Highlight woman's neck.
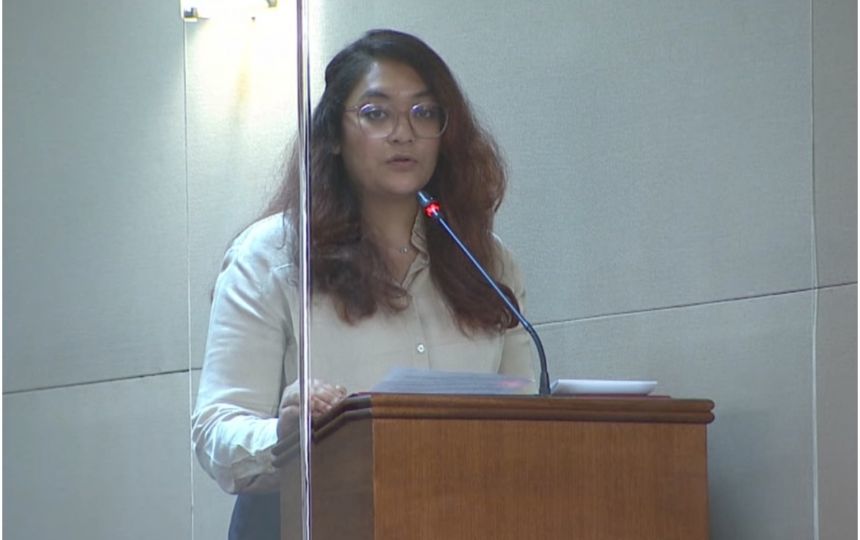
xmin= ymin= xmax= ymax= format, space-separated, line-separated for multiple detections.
xmin=361 ymin=195 xmax=419 ymax=249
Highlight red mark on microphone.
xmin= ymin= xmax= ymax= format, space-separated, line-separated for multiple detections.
xmin=423 ymin=201 xmax=441 ymax=218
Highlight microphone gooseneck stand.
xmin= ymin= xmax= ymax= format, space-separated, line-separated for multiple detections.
xmin=417 ymin=190 xmax=552 ymax=396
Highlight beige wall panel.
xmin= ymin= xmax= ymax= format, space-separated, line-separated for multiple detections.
xmin=184 ymin=11 xmax=299 ymax=370
xmin=311 ymin=0 xmax=813 ymax=324
xmin=813 ymin=0 xmax=857 ymax=286
xmin=4 ymin=0 xmax=188 ymax=391
xmin=815 ymin=284 xmax=857 ymax=540
xmin=3 ymin=373 xmax=191 ymax=539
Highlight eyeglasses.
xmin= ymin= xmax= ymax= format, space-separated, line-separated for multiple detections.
xmin=344 ymin=102 xmax=448 ymax=139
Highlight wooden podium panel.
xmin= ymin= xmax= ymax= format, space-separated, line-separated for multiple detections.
xmin=278 ymin=394 xmax=714 ymax=540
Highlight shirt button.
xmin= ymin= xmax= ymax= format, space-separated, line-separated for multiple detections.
xmin=416 ymin=343 xmax=426 ymax=354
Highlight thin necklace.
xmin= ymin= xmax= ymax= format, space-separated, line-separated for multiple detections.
xmin=366 ymin=230 xmax=413 ymax=254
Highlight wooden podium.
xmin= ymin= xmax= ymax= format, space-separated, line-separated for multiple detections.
xmin=276 ymin=394 xmax=714 ymax=540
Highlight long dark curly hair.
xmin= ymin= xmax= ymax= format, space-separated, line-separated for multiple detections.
xmin=266 ymin=29 xmax=518 ymax=333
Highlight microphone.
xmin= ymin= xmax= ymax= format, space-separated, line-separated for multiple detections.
xmin=416 ymin=190 xmax=551 ymax=395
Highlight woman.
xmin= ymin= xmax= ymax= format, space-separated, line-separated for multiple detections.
xmin=192 ymin=29 xmax=535 ymax=539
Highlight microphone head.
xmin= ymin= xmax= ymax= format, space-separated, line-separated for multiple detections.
xmin=416 ymin=190 xmax=434 ymax=208
xmin=416 ymin=190 xmax=441 ymax=219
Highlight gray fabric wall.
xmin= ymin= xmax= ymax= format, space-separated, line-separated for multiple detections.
xmin=4 ymin=1 xmax=855 ymax=538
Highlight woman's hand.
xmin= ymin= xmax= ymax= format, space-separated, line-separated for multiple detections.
xmin=277 ymin=379 xmax=348 ymax=438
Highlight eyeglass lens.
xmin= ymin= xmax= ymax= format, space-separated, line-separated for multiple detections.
xmin=356 ymin=103 xmax=447 ymax=138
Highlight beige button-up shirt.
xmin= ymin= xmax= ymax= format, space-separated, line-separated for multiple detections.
xmin=192 ymin=213 xmax=536 ymax=494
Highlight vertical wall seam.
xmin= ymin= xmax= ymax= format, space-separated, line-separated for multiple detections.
xmin=182 ymin=16 xmax=196 ymax=540
xmin=809 ymin=0 xmax=820 ymax=538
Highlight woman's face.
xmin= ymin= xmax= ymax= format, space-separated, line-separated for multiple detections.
xmin=339 ymin=60 xmax=441 ymax=203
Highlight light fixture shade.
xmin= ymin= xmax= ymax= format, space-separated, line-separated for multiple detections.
xmin=183 ymin=0 xmax=277 ymax=20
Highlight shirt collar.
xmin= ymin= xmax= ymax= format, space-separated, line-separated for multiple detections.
xmin=399 ymin=209 xmax=430 ymax=288
xmin=410 ymin=208 xmax=429 ymax=256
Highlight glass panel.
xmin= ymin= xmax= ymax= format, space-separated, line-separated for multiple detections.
xmin=187 ymin=2 xmax=825 ymax=538
xmin=4 ymin=0 xmax=831 ymax=537
xmin=307 ymin=3 xmax=825 ymax=539
xmin=302 ymin=7 xmax=554 ymax=538
xmin=184 ymin=6 xmax=308 ymax=539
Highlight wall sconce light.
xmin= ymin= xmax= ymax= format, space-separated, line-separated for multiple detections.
xmin=182 ymin=0 xmax=278 ymax=20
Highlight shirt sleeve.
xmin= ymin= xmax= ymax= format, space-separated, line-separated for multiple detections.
xmin=494 ymin=239 xmax=539 ymax=393
xmin=191 ymin=221 xmax=296 ymax=494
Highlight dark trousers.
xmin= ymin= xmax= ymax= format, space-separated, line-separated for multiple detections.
xmin=228 ymin=492 xmax=280 ymax=540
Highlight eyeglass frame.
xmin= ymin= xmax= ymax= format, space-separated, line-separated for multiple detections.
xmin=342 ymin=102 xmax=449 ymax=139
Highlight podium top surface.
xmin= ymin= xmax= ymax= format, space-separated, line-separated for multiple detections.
xmin=321 ymin=394 xmax=713 ymax=433
xmin=275 ymin=394 xmax=714 ymax=455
